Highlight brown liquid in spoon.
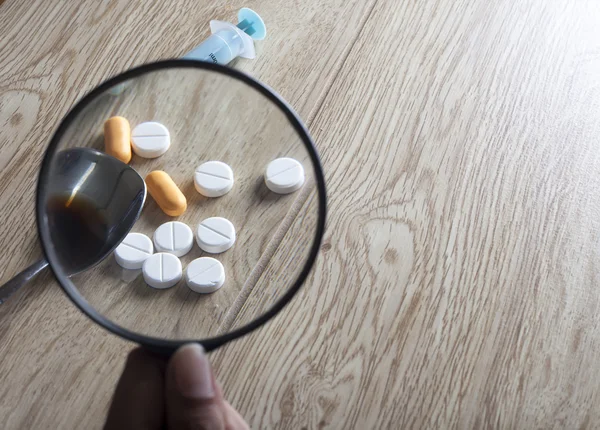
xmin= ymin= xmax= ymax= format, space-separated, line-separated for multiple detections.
xmin=46 ymin=194 xmax=110 ymax=274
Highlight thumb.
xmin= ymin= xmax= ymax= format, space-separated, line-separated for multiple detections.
xmin=166 ymin=343 xmax=225 ymax=430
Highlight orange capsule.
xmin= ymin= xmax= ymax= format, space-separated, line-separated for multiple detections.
xmin=104 ymin=116 xmax=132 ymax=164
xmin=145 ymin=171 xmax=187 ymax=216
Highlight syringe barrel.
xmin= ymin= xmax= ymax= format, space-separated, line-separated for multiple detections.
xmin=184 ymin=30 xmax=244 ymax=65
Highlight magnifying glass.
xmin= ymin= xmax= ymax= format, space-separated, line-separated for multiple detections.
xmin=35 ymin=60 xmax=327 ymax=354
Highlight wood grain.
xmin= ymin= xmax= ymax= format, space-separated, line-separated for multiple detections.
xmin=2 ymin=0 xmax=600 ymax=428
xmin=213 ymin=0 xmax=600 ymax=428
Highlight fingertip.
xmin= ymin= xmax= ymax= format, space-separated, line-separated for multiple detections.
xmin=174 ymin=342 xmax=206 ymax=357
xmin=169 ymin=343 xmax=215 ymax=400
xmin=166 ymin=344 xmax=227 ymax=429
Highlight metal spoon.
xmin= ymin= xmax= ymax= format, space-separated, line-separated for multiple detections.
xmin=0 ymin=148 xmax=146 ymax=304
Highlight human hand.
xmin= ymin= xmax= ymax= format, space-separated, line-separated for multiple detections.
xmin=104 ymin=343 xmax=248 ymax=430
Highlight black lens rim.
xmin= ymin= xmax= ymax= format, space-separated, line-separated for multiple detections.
xmin=36 ymin=59 xmax=327 ymax=354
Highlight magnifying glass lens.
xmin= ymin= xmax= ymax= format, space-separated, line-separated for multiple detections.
xmin=39 ymin=64 xmax=324 ymax=345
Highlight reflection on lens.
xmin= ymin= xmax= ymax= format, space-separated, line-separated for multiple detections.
xmin=40 ymin=64 xmax=323 ymax=343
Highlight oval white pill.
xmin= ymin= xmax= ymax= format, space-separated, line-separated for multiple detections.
xmin=196 ymin=217 xmax=236 ymax=253
xmin=142 ymin=253 xmax=182 ymax=289
xmin=194 ymin=161 xmax=234 ymax=197
xmin=265 ymin=157 xmax=305 ymax=194
xmin=185 ymin=257 xmax=225 ymax=293
xmin=131 ymin=121 xmax=170 ymax=158
xmin=114 ymin=233 xmax=153 ymax=270
xmin=153 ymin=221 xmax=194 ymax=257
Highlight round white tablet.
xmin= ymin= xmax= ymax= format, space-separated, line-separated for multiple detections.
xmin=153 ymin=221 xmax=194 ymax=257
xmin=142 ymin=253 xmax=182 ymax=289
xmin=131 ymin=121 xmax=170 ymax=158
xmin=194 ymin=161 xmax=234 ymax=197
xmin=185 ymin=257 xmax=225 ymax=293
xmin=114 ymin=233 xmax=153 ymax=270
xmin=264 ymin=157 xmax=305 ymax=194
xmin=196 ymin=217 xmax=236 ymax=253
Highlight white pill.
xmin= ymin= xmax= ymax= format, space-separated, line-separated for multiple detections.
xmin=185 ymin=257 xmax=225 ymax=293
xmin=131 ymin=121 xmax=170 ymax=158
xmin=153 ymin=221 xmax=194 ymax=257
xmin=265 ymin=157 xmax=305 ymax=194
xmin=142 ymin=253 xmax=182 ymax=289
xmin=194 ymin=161 xmax=234 ymax=197
xmin=196 ymin=217 xmax=236 ymax=253
xmin=114 ymin=233 xmax=153 ymax=270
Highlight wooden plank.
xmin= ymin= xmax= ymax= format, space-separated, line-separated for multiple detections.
xmin=0 ymin=0 xmax=376 ymax=427
xmin=212 ymin=0 xmax=600 ymax=428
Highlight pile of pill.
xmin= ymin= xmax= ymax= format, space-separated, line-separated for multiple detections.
xmin=105 ymin=116 xmax=305 ymax=293
xmin=115 ymin=218 xmax=234 ymax=291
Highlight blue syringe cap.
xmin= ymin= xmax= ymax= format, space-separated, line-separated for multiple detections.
xmin=237 ymin=8 xmax=267 ymax=41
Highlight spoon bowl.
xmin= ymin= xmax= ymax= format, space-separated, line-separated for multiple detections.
xmin=44 ymin=148 xmax=146 ymax=275
xmin=0 ymin=148 xmax=146 ymax=303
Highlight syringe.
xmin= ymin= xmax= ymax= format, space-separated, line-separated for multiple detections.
xmin=108 ymin=8 xmax=265 ymax=96
xmin=184 ymin=8 xmax=266 ymax=65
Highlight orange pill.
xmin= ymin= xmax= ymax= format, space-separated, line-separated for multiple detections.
xmin=146 ymin=171 xmax=187 ymax=216
xmin=104 ymin=116 xmax=132 ymax=164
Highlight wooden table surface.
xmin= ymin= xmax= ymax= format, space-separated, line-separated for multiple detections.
xmin=2 ymin=0 xmax=600 ymax=428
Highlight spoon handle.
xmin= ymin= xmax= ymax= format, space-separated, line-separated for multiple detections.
xmin=0 ymin=259 xmax=49 ymax=304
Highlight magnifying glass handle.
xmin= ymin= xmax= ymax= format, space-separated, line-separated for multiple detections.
xmin=0 ymin=259 xmax=48 ymax=304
